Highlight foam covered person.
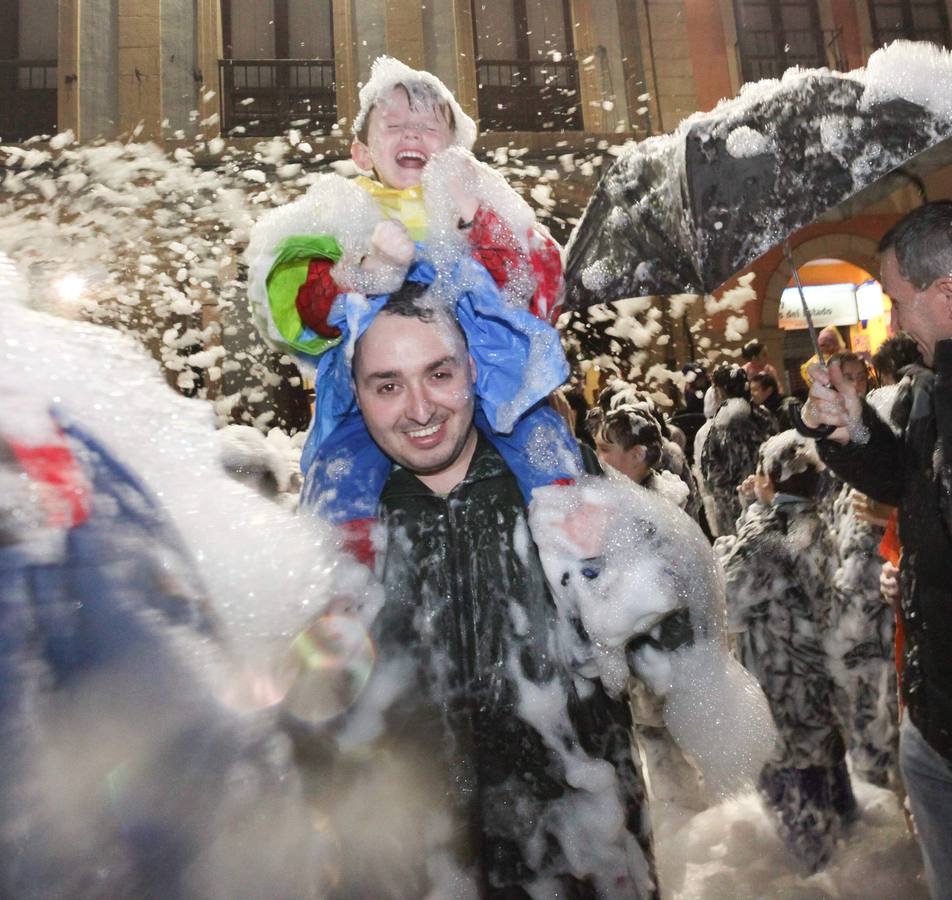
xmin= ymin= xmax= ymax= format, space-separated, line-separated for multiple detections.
xmin=715 ymin=433 xmax=856 ymax=873
xmin=693 ymin=363 xmax=777 ymax=536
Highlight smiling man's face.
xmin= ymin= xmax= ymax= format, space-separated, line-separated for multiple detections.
xmin=882 ymin=247 xmax=952 ymax=367
xmin=351 ymin=87 xmax=454 ymax=191
xmin=353 ymin=309 xmax=478 ymax=493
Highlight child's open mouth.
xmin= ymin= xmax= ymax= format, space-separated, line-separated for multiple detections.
xmin=396 ymin=150 xmax=428 ymax=169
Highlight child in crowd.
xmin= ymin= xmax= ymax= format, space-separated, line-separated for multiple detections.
xmin=246 ymin=56 xmax=563 ymax=361
xmin=715 ymin=432 xmax=856 ymax=873
xmin=694 ymin=363 xmax=776 ymax=536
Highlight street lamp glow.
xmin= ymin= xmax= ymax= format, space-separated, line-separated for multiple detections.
xmin=54 ymin=273 xmax=87 ymax=305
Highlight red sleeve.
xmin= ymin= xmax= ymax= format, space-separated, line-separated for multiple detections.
xmin=527 ymin=227 xmax=564 ymax=324
xmin=9 ymin=438 xmax=90 ymax=528
xmin=466 ymin=207 xmax=564 ymax=325
xmin=467 ymin=207 xmax=524 ymax=290
xmin=295 ymin=258 xmax=342 ymax=338
xmin=340 ymin=517 xmax=376 ymax=568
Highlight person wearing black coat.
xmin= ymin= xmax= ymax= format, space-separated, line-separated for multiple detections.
xmin=798 ymin=201 xmax=952 ymax=899
xmin=314 ymin=284 xmax=672 ymax=898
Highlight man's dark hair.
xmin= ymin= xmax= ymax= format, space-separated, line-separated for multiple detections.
xmin=711 ymin=362 xmax=748 ymax=399
xmin=352 ymin=279 xmax=466 ymax=371
xmin=379 ymin=279 xmax=433 ymax=318
xmin=742 ymin=339 xmax=764 ymax=361
xmin=878 ymin=200 xmax=952 ymax=291
xmin=593 ymin=406 xmax=663 ymax=469
xmin=749 ymin=371 xmax=778 ymax=397
xmin=378 ymin=280 xmax=466 ymax=339
xmin=872 ymin=333 xmax=923 ymax=384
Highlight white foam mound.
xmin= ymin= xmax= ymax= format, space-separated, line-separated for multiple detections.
xmin=0 ymin=257 xmax=377 ymax=664
xmin=529 ymin=475 xmax=777 ymax=794
xmin=662 ymin=639 xmax=777 ymax=797
xmin=861 ymin=39 xmax=952 ymax=119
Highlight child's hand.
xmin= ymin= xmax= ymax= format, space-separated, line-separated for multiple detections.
xmin=440 ymin=154 xmax=480 ymax=224
xmin=362 ymin=220 xmax=414 ymax=271
xmin=738 ymin=474 xmax=757 ymax=501
xmin=752 ymin=472 xmax=774 ymax=505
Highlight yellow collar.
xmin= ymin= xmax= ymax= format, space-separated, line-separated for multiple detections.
xmin=355 ymin=176 xmax=427 ymax=241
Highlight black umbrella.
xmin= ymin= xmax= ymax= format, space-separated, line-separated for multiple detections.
xmin=564 ymin=55 xmax=952 ymax=308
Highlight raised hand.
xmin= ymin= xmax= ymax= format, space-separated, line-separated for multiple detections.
xmin=362 ymin=219 xmax=415 ymax=272
xmin=801 ymin=360 xmax=863 ymax=444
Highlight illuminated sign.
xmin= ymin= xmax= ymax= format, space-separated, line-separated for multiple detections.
xmin=778 ymin=282 xmax=859 ymax=330
xmin=856 ymin=279 xmax=885 ymax=320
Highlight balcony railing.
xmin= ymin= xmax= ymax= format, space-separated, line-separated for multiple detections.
xmin=736 ymin=28 xmax=846 ymax=83
xmin=0 ymin=59 xmax=58 ymax=142
xmin=219 ymin=58 xmax=336 ymax=137
xmin=476 ymin=57 xmax=583 ymax=132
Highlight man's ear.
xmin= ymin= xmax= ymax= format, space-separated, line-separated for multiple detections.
xmin=935 ymin=276 xmax=952 ymax=320
xmin=351 ymin=139 xmax=373 ymax=172
xmin=630 ymin=444 xmax=647 ymax=465
xmin=468 ymin=353 xmax=478 ymax=386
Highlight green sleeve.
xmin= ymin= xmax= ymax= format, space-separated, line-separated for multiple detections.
xmin=266 ymin=234 xmax=344 ymax=356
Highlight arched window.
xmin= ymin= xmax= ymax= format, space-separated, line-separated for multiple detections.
xmin=471 ymin=0 xmax=582 ymax=131
xmin=219 ymin=0 xmax=336 ymax=136
xmin=868 ymin=0 xmax=950 ymax=48
xmin=0 ymin=0 xmax=58 ymax=141
xmin=733 ymin=0 xmax=826 ymax=83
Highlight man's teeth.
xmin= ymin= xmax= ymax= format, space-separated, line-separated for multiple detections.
xmin=408 ymin=424 xmax=440 ymax=438
xmin=397 ymin=151 xmax=427 ymax=162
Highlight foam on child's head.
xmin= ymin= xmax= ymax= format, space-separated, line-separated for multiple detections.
xmin=353 ymin=56 xmax=478 ymax=150
xmin=759 ymin=430 xmax=823 ymax=485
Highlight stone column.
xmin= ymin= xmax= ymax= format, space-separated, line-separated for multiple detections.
xmin=385 ymin=0 xmax=426 ymax=68
xmin=196 ymin=0 xmax=223 ymax=137
xmin=682 ymin=0 xmax=732 ymax=112
xmin=58 ymin=0 xmax=81 ymax=136
xmin=334 ymin=0 xmax=359 ymax=129
xmin=118 ymin=0 xmax=162 ymax=140
xmin=568 ymin=0 xmax=607 ymax=133
xmin=450 ymin=0 xmax=479 ymax=124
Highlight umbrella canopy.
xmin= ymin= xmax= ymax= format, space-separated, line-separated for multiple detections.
xmin=564 ymin=41 xmax=952 ymax=308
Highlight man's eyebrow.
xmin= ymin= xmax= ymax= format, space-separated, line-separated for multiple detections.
xmin=424 ymin=355 xmax=460 ymax=373
xmin=364 ymin=368 xmax=401 ymax=381
xmin=363 ymin=356 xmax=460 ymax=382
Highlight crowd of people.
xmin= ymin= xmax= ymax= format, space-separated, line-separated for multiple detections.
xmin=573 ymin=333 xmax=921 ymax=877
xmin=4 ymin=51 xmax=952 ymax=900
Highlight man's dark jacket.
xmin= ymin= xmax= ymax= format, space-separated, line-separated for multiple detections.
xmin=816 ymin=340 xmax=952 ymax=763
xmin=341 ymin=435 xmax=656 ymax=898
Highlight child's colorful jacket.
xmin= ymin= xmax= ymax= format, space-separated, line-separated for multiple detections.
xmin=244 ymin=152 xmax=577 ymax=564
